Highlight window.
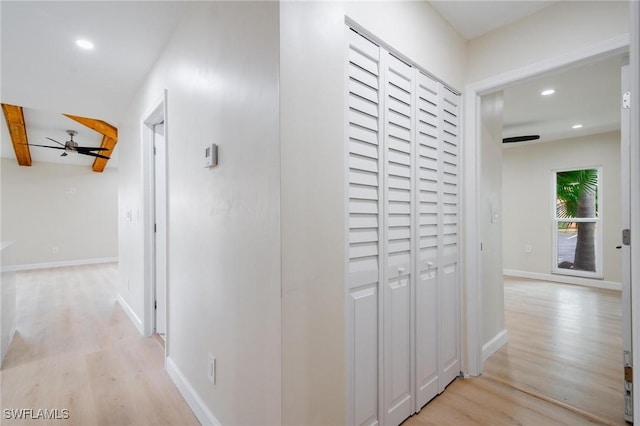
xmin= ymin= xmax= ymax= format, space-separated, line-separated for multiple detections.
xmin=553 ymin=168 xmax=602 ymax=278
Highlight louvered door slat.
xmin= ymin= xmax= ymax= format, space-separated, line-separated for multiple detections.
xmin=414 ymin=71 xmax=440 ymax=408
xmin=438 ymin=86 xmax=460 ymax=390
xmin=383 ymin=51 xmax=414 ymax=426
xmin=347 ymin=29 xmax=381 ymax=426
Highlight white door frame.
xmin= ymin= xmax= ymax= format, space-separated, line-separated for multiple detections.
xmin=462 ymin=34 xmax=630 ymax=378
xmin=629 ymin=1 xmax=640 ymax=419
xmin=141 ymin=90 xmax=168 ymax=347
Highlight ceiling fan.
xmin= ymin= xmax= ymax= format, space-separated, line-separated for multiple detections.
xmin=503 ymin=135 xmax=540 ymax=144
xmin=25 ymin=130 xmax=110 ymax=159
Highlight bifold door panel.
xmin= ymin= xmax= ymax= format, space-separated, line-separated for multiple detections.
xmin=347 ymin=26 xmax=382 ymax=426
xmin=346 ymin=27 xmax=460 ymax=426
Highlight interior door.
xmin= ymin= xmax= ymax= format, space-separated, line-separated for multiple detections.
xmin=621 ymin=63 xmax=632 ymax=422
xmin=154 ymin=122 xmax=167 ymax=338
xmin=345 ymin=26 xmax=461 ymax=426
xmin=382 ymin=51 xmax=414 ymax=426
xmin=346 ymin=28 xmax=382 ymax=426
xmin=414 ymin=71 xmax=441 ymax=408
xmin=437 ymin=86 xmax=461 ymax=390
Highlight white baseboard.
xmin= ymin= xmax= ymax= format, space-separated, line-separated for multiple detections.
xmin=167 ymin=357 xmax=221 ymax=426
xmin=117 ymin=294 xmax=144 ymax=336
xmin=482 ymin=329 xmax=508 ymax=362
xmin=504 ymin=269 xmax=621 ymax=291
xmin=13 ymin=257 xmax=118 ymax=271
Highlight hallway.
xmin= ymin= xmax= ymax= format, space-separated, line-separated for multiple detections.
xmin=0 ymin=263 xmax=198 ymax=425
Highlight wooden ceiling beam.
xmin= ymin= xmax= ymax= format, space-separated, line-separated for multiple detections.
xmin=63 ymin=113 xmax=118 ymax=173
xmin=63 ymin=114 xmax=117 ymax=140
xmin=1 ymin=103 xmax=32 ymax=166
xmin=92 ymin=135 xmax=117 ymax=173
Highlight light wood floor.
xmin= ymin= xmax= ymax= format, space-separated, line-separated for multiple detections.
xmin=0 ymin=263 xmax=199 ymax=426
xmin=406 ymin=277 xmax=626 ymax=426
xmin=4 ymin=267 xmax=626 ymax=425
xmin=484 ymin=277 xmax=626 ymax=425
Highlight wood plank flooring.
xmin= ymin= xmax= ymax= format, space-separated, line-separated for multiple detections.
xmin=406 ymin=277 xmax=626 ymax=426
xmin=0 ymin=264 xmax=199 ymax=426
xmin=483 ymin=277 xmax=626 ymax=425
xmin=3 ymin=266 xmax=626 ymax=425
xmin=404 ymin=376 xmax=604 ymax=426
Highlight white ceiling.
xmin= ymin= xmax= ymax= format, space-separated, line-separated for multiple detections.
xmin=428 ymin=0 xmax=624 ymax=147
xmin=0 ymin=1 xmax=626 ymax=168
xmin=502 ymin=54 xmax=624 ymax=146
xmin=1 ymin=1 xmax=187 ymax=122
xmin=1 ymin=1 xmax=187 ymax=169
xmin=429 ymin=1 xmax=557 ymax=39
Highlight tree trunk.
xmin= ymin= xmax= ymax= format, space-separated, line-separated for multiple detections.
xmin=573 ymin=189 xmax=596 ymax=271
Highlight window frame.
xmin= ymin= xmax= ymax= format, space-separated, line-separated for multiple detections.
xmin=551 ymin=166 xmax=603 ymax=279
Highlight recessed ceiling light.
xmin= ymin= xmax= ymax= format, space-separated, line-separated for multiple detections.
xmin=541 ymin=89 xmax=555 ymax=96
xmin=76 ymin=39 xmax=94 ymax=50
xmin=572 ymin=124 xmax=583 ymax=129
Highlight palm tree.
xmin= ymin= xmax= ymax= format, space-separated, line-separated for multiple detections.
xmin=556 ymin=169 xmax=598 ymax=272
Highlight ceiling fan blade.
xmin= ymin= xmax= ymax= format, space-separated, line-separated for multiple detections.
xmin=502 ymin=135 xmax=540 ymax=143
xmin=75 ymin=146 xmax=110 ymax=152
xmin=78 ymin=151 xmax=111 ymax=160
xmin=45 ymin=137 xmax=67 ymax=147
xmin=21 ymin=143 xmax=66 ymax=150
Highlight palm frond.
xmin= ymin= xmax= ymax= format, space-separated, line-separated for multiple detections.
xmin=556 ymin=169 xmax=598 ymax=218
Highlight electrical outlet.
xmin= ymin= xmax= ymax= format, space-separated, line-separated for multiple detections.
xmin=524 ymin=244 xmax=532 ymax=253
xmin=52 ymin=246 xmax=59 ymax=254
xmin=207 ymin=353 xmax=216 ymax=384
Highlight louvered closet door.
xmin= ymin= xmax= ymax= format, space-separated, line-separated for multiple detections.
xmin=345 ymin=26 xmax=461 ymax=426
xmin=346 ymin=29 xmax=382 ymax=426
xmin=414 ymin=72 xmax=441 ymax=408
xmin=382 ymin=52 xmax=414 ymax=426
xmin=438 ymin=87 xmax=461 ymax=387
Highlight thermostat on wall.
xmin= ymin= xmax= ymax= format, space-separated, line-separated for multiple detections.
xmin=205 ymin=143 xmax=218 ymax=168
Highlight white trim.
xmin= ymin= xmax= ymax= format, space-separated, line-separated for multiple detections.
xmin=504 ymin=269 xmax=621 ymax=291
xmin=343 ymin=25 xmax=353 ymax=426
xmin=482 ymin=329 xmax=507 ymax=362
xmin=12 ymin=257 xmax=118 ymax=271
xmin=462 ymin=82 xmax=483 ymax=377
xmin=464 ymin=34 xmax=630 ymax=378
xmin=166 ymin=357 xmax=221 ymax=426
xmin=629 ymin=2 xmax=640 ymax=420
xmin=117 ymin=294 xmax=144 ymax=335
xmin=471 ymin=34 xmax=629 ymax=95
xmin=141 ymin=91 xmax=168 ymax=338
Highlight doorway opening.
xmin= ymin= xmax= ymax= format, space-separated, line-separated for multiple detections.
xmin=479 ymin=52 xmax=627 ymax=424
xmin=142 ymin=92 xmax=168 ymax=349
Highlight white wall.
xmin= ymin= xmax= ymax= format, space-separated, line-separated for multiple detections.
xmin=480 ymin=92 xmax=505 ymax=348
xmin=0 ymin=158 xmax=118 ymax=266
xmin=502 ymin=132 xmax=622 ymax=284
xmin=467 ymin=1 xmax=629 ymax=83
xmin=280 ymin=2 xmax=466 ymax=424
xmin=1 ymin=242 xmax=16 ymax=366
xmin=117 ymin=3 xmax=281 ymax=425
